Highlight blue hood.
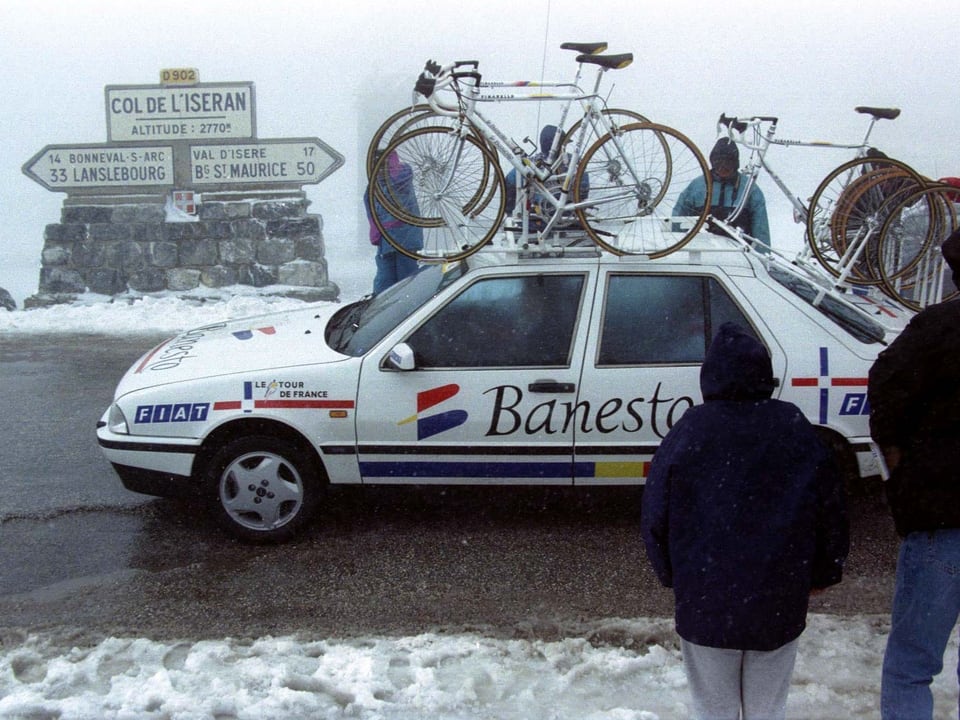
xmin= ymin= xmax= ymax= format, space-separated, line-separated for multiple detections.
xmin=700 ymin=322 xmax=776 ymax=401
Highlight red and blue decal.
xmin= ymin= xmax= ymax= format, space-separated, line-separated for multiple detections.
xmin=398 ymin=384 xmax=468 ymax=440
xmin=790 ymin=347 xmax=868 ymax=423
xmin=232 ymin=326 xmax=276 ymax=341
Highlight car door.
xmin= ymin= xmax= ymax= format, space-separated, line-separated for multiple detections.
xmin=355 ymin=269 xmax=594 ymax=485
xmin=573 ymin=268 xmax=769 ymax=485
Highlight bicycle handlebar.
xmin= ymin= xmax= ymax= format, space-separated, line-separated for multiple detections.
xmin=416 ymin=59 xmax=483 ymax=98
xmin=718 ymin=113 xmax=779 ymax=134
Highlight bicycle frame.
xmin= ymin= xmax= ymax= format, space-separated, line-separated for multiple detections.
xmin=719 ymin=109 xmax=894 ymax=227
xmin=420 ymin=56 xmax=643 ymax=244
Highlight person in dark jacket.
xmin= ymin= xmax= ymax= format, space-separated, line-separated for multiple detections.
xmin=869 ymin=229 xmax=960 ymax=719
xmin=503 ymin=124 xmax=589 ymax=228
xmin=641 ymin=322 xmax=849 ymax=720
xmin=674 ymin=137 xmax=770 ymax=250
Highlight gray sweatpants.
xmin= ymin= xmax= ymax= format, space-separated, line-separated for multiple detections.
xmin=681 ymin=638 xmax=799 ymax=720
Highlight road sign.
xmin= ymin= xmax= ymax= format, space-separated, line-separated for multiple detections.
xmin=105 ymin=82 xmax=255 ymax=141
xmin=189 ymin=138 xmax=345 ymax=187
xmin=22 ymin=144 xmax=174 ymax=192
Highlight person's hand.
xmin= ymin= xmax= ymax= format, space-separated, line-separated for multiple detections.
xmin=883 ymin=446 xmax=902 ymax=472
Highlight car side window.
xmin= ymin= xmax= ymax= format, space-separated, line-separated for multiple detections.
xmin=598 ymin=274 xmax=756 ymax=365
xmin=407 ymin=274 xmax=585 ymax=368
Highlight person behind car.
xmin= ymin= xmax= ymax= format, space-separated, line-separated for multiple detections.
xmin=641 ymin=322 xmax=848 ymax=720
xmin=504 ymin=124 xmax=589 ymax=230
xmin=364 ymin=149 xmax=424 ymax=294
xmin=674 ymin=137 xmax=770 ymax=250
xmin=868 ymin=229 xmax=960 ymax=719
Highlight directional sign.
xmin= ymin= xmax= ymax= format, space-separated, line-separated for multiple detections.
xmin=189 ymin=138 xmax=345 ymax=186
xmin=22 ymin=144 xmax=174 ymax=192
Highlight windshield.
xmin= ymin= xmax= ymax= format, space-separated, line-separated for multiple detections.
xmin=766 ymin=264 xmax=886 ymax=345
xmin=327 ymin=263 xmax=467 ymax=356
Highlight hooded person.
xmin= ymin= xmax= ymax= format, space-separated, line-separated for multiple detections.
xmin=641 ymin=322 xmax=849 ymax=720
xmin=868 ymin=228 xmax=960 ymax=716
xmin=941 ymin=226 xmax=960 ymax=288
xmin=504 ymin=124 xmax=589 ymax=225
xmin=673 ymin=137 xmax=771 ymax=249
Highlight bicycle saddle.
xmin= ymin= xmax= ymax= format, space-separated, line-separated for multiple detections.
xmin=855 ymin=106 xmax=901 ymax=121
xmin=560 ymin=41 xmax=608 ymax=55
xmin=577 ymin=53 xmax=633 ymax=70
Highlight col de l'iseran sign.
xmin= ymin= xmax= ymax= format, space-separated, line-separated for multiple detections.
xmin=23 ymin=69 xmax=344 ymax=195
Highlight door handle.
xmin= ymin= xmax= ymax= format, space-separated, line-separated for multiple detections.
xmin=528 ymin=380 xmax=576 ymax=393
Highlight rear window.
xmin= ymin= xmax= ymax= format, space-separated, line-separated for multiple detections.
xmin=766 ymin=264 xmax=885 ymax=344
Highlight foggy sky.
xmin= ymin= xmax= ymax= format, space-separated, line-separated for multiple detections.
xmin=1 ymin=0 xmax=954 ymax=304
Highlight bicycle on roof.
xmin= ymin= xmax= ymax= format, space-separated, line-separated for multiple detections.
xmin=715 ymin=109 xmax=957 ymax=310
xmin=368 ymin=46 xmax=711 ymax=261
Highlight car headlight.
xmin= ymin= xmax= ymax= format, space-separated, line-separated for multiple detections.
xmin=107 ymin=403 xmax=130 ymax=435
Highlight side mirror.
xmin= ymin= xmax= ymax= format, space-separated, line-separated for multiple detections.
xmin=385 ymin=342 xmax=416 ymax=371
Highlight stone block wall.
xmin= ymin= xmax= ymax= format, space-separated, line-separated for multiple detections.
xmin=28 ymin=193 xmax=339 ymax=307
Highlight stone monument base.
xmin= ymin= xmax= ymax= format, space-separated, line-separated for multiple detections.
xmin=27 ymin=190 xmax=339 ymax=308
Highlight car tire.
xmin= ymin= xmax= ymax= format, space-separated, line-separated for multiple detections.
xmin=815 ymin=428 xmax=865 ymax=498
xmin=204 ymin=435 xmax=323 ymax=543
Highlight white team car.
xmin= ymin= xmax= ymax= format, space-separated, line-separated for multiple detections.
xmin=97 ymin=235 xmax=908 ymax=542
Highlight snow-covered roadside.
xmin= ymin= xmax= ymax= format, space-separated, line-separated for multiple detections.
xmin=3 ymin=614 xmax=958 ymax=720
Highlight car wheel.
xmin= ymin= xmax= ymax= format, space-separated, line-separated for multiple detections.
xmin=815 ymin=428 xmax=865 ymax=498
xmin=205 ymin=435 xmax=322 ymax=543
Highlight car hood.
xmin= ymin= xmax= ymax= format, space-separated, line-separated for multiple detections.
xmin=115 ymin=302 xmax=348 ymax=395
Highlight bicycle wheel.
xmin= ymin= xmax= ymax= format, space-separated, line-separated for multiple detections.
xmin=806 ymin=157 xmax=926 ymax=280
xmin=563 ymin=109 xmax=672 ymax=210
xmin=365 ymin=104 xmax=435 ymax=179
xmin=370 ymin=126 xmax=506 ymax=261
xmin=367 ymin=105 xmax=500 ymax=179
xmin=877 ymin=184 xmax=959 ymax=310
xmin=574 ymin=122 xmax=710 ymax=257
xmin=371 ymin=126 xmax=496 ymax=224
xmin=561 ymin=108 xmax=651 ymax=154
xmin=826 ymin=166 xmax=923 ymax=284
xmin=394 ymin=112 xmax=504 ymax=227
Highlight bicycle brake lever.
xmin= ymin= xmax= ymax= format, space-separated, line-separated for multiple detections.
xmin=718 ymin=114 xmax=749 ymax=135
xmin=414 ymin=73 xmax=436 ymax=98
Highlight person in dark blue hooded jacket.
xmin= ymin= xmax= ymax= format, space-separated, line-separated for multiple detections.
xmin=504 ymin=124 xmax=589 ymax=228
xmin=641 ymin=322 xmax=848 ymax=720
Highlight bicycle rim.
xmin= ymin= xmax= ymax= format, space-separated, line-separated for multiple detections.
xmin=561 ymin=108 xmax=652 ymax=158
xmin=830 ymin=168 xmax=921 ymax=284
xmin=575 ymin=122 xmax=709 ymax=257
xmin=877 ymin=184 xmax=959 ymax=310
xmin=806 ymin=157 xmax=926 ymax=280
xmin=370 ymin=127 xmax=505 ymax=261
xmin=365 ymin=104 xmax=436 ymax=179
xmin=371 ymin=126 xmax=495 ymax=226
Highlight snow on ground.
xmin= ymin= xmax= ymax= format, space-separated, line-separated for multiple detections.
xmin=1 ymin=247 xmax=958 ymax=718
xmin=0 ymin=614 xmax=957 ymax=720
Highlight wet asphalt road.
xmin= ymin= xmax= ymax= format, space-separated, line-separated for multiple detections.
xmin=0 ymin=334 xmax=901 ymax=645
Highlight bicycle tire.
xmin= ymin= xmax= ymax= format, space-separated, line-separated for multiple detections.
xmin=574 ymin=122 xmax=710 ymax=257
xmin=370 ymin=125 xmax=497 ymax=226
xmin=827 ymin=166 xmax=923 ymax=284
xmin=564 ymin=109 xmax=672 ymax=211
xmin=370 ymin=126 xmax=506 ymax=261
xmin=805 ymin=156 xmax=926 ymax=279
xmin=392 ymin=112 xmax=504 ymax=227
xmin=367 ymin=105 xmax=501 ymax=179
xmin=365 ymin=104 xmax=436 ymax=179
xmin=561 ymin=108 xmax=651 ymax=155
xmin=876 ymin=183 xmax=959 ymax=310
